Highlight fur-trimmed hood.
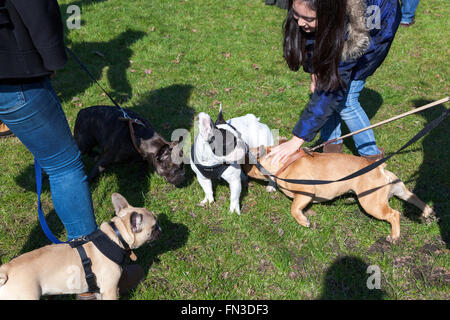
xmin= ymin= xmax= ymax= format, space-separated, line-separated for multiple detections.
xmin=342 ymin=0 xmax=371 ymax=61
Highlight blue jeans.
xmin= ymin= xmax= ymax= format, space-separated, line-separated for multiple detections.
xmin=320 ymin=80 xmax=380 ymax=156
xmin=0 ymin=77 xmax=97 ymax=240
xmin=401 ymin=0 xmax=419 ymax=24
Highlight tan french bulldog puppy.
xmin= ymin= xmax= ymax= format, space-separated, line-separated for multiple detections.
xmin=0 ymin=193 xmax=161 ymax=300
xmin=244 ymin=145 xmax=435 ymax=243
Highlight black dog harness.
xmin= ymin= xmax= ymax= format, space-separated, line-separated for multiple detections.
xmin=191 ymin=122 xmax=246 ymax=180
xmin=190 ymin=144 xmax=230 ymax=180
xmin=69 ymin=222 xmax=133 ymax=293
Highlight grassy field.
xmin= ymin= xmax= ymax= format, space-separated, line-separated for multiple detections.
xmin=0 ymin=0 xmax=449 ymax=300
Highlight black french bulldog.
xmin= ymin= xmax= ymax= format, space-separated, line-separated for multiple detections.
xmin=74 ymin=106 xmax=185 ymax=186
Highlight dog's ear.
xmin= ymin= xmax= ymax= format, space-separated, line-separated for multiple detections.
xmin=130 ymin=212 xmax=143 ymax=233
xmin=215 ymin=105 xmax=227 ymax=126
xmin=112 ymin=193 xmax=130 ymax=216
xmin=249 ymin=145 xmax=267 ymax=159
xmin=169 ymin=134 xmax=183 ymax=147
xmin=139 ymin=135 xmax=168 ymax=156
xmin=198 ymin=112 xmax=214 ymax=140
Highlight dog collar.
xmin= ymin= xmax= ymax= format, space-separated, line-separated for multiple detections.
xmin=109 ymin=221 xmax=137 ymax=261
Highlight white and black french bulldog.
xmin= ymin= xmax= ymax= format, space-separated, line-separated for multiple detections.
xmin=190 ymin=107 xmax=275 ymax=214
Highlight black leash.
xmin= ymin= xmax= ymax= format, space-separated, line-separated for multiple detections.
xmin=65 ymin=46 xmax=145 ymax=126
xmin=249 ymin=108 xmax=449 ymax=185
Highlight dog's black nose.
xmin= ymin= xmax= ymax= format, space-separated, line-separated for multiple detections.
xmin=151 ymin=223 xmax=162 ymax=241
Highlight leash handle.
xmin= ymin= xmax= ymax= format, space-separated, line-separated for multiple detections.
xmin=35 ymin=159 xmax=66 ymax=244
xmin=310 ymin=97 xmax=450 ymax=152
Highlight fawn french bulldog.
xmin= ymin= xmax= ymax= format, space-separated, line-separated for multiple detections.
xmin=0 ymin=193 xmax=161 ymax=300
xmin=244 ymin=143 xmax=435 ymax=243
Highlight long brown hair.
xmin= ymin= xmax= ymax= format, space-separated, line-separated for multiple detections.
xmin=283 ymin=0 xmax=348 ymax=92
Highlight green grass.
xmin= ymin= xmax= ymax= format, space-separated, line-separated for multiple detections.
xmin=0 ymin=0 xmax=449 ymax=300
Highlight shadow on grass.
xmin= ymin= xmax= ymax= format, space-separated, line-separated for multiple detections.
xmin=121 ymin=213 xmax=189 ymax=300
xmin=319 ymin=256 xmax=386 ymax=300
xmin=410 ymin=99 xmax=449 ymax=248
xmin=56 ymin=29 xmax=146 ymax=104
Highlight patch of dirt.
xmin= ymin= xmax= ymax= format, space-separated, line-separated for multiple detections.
xmin=368 ymin=237 xmax=393 ymax=253
xmin=418 ymin=242 xmax=446 ymax=256
xmin=393 ymin=255 xmax=415 ymax=268
xmin=345 ymin=237 xmax=359 ymax=252
xmin=208 ymin=225 xmax=225 ymax=234
xmin=411 ymin=265 xmax=450 ymax=287
xmin=257 ymin=259 xmax=275 ymax=275
xmin=268 ymin=212 xmax=282 ymax=224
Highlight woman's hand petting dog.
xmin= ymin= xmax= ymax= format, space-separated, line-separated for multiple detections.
xmin=267 ymin=135 xmax=304 ymax=166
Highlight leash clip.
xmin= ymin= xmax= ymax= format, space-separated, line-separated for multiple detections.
xmin=302 ymin=147 xmax=314 ymax=157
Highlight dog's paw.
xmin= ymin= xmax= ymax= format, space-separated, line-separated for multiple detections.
xmin=294 ymin=215 xmax=310 ymax=228
xmin=199 ymin=197 xmax=214 ymax=207
xmin=265 ymin=185 xmax=277 ymax=193
xmin=422 ymin=208 xmax=438 ymax=224
xmin=386 ymin=235 xmax=399 ymax=244
xmin=229 ymin=205 xmax=241 ymax=215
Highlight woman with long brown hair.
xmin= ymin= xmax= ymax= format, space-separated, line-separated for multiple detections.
xmin=268 ymin=0 xmax=401 ymax=164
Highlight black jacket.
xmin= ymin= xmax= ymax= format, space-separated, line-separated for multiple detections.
xmin=0 ymin=0 xmax=67 ymax=80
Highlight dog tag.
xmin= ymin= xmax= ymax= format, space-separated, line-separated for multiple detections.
xmin=130 ymin=251 xmax=137 ymax=261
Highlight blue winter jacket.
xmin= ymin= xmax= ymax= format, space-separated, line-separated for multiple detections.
xmin=292 ymin=0 xmax=401 ymax=142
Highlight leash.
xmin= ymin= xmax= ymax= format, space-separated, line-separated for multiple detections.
xmin=248 ymin=107 xmax=450 ymax=185
xmin=35 ymin=159 xmax=66 ymax=244
xmin=65 ymin=46 xmax=145 ymax=127
xmin=307 ymin=97 xmax=449 ymax=153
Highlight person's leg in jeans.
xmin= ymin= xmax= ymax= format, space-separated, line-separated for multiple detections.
xmin=321 ymin=80 xmax=380 ymax=156
xmin=401 ymin=0 xmax=420 ymax=24
xmin=320 ymin=110 xmax=344 ymax=153
xmin=0 ymin=77 xmax=97 ymax=240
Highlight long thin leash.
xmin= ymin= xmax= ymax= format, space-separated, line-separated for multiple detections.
xmin=307 ymin=97 xmax=449 ymax=152
xmin=249 ymin=102 xmax=449 ymax=186
xmin=65 ymin=46 xmax=144 ymax=125
xmin=35 ymin=46 xmax=145 ymax=243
